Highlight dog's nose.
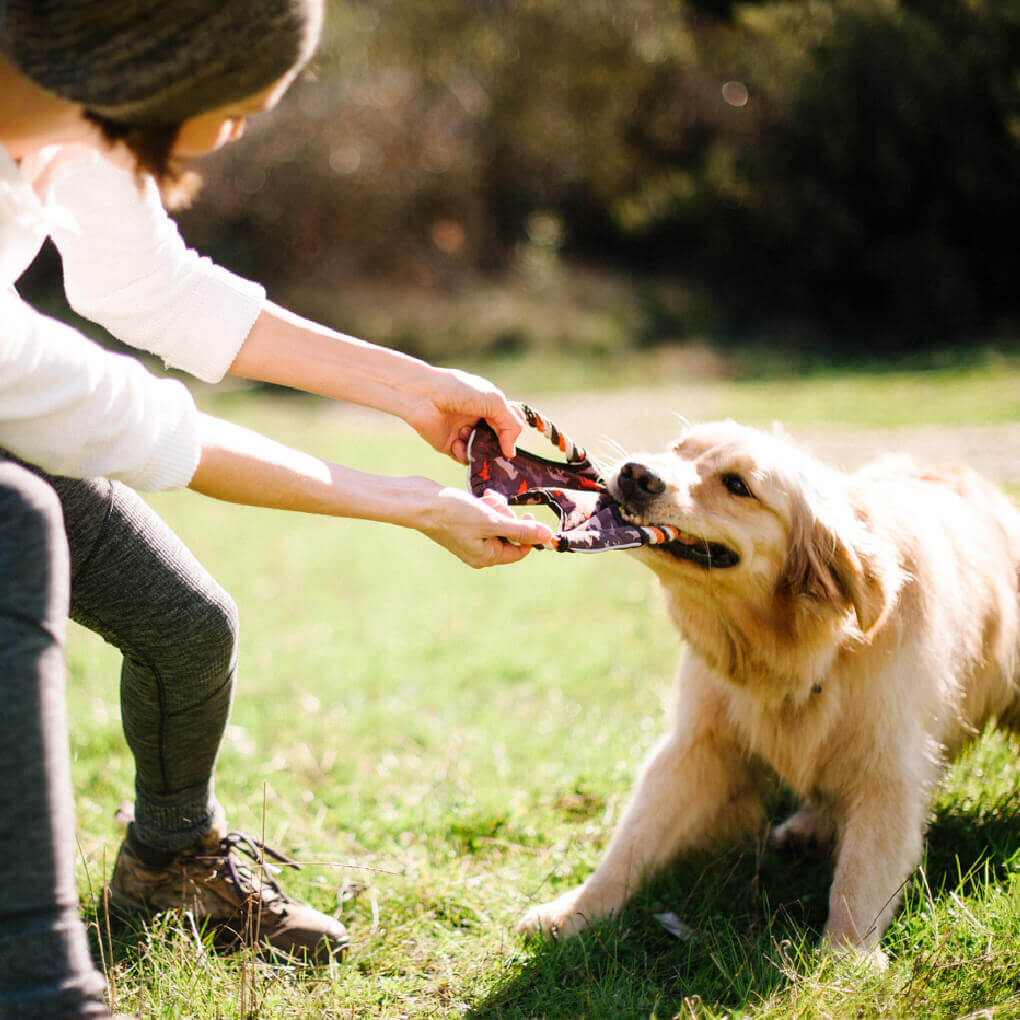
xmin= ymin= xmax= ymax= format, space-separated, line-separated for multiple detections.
xmin=617 ymin=462 xmax=667 ymax=502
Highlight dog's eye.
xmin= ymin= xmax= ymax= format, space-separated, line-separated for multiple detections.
xmin=722 ymin=473 xmax=754 ymax=498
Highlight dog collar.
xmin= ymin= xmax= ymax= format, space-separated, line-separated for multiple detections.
xmin=467 ymin=404 xmax=683 ymax=553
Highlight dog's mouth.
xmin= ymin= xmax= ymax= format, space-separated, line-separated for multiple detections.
xmin=619 ymin=505 xmax=740 ymax=568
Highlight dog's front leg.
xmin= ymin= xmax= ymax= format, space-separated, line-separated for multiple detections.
xmin=823 ymin=778 xmax=926 ymax=965
xmin=517 ymin=718 xmax=762 ymax=939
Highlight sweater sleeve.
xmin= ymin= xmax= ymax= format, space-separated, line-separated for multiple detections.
xmin=0 ymin=288 xmax=201 ymax=490
xmin=43 ymin=149 xmax=265 ymax=384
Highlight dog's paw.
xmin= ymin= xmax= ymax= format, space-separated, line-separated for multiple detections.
xmin=770 ymin=805 xmax=835 ymax=859
xmin=863 ymin=947 xmax=890 ymax=973
xmin=517 ymin=888 xmax=593 ymax=940
xmin=818 ymin=935 xmax=890 ymax=973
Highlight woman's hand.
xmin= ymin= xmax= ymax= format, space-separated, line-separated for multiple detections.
xmin=414 ymin=487 xmax=552 ymax=567
xmin=402 ymin=367 xmax=526 ymax=463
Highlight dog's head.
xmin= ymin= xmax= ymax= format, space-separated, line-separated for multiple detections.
xmin=610 ymin=422 xmax=900 ymax=682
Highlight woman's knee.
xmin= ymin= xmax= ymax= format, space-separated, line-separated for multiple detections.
xmin=121 ymin=582 xmax=238 ymax=724
xmin=196 ymin=587 xmax=240 ymax=677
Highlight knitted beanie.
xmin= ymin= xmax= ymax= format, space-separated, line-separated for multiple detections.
xmin=0 ymin=0 xmax=323 ymax=124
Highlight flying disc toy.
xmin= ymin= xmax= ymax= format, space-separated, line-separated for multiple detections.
xmin=467 ymin=404 xmax=684 ymax=553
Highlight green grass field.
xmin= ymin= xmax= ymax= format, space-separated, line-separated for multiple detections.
xmin=68 ymin=359 xmax=1019 ymax=1018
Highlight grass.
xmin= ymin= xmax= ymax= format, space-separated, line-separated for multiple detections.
xmin=455 ymin=346 xmax=1020 ymax=429
xmin=66 ymin=360 xmax=1020 ymax=1018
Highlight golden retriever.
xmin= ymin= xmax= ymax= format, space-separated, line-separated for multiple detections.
xmin=517 ymin=421 xmax=1020 ymax=962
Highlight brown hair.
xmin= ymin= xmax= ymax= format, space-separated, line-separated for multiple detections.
xmin=84 ymin=112 xmax=201 ymax=209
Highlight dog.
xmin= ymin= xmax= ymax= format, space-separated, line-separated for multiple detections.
xmin=517 ymin=420 xmax=1020 ymax=962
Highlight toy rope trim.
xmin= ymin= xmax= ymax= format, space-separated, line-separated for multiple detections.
xmin=549 ymin=522 xmax=686 ymax=553
xmin=516 ymin=403 xmax=589 ymax=464
xmin=635 ymin=524 xmax=683 ymax=546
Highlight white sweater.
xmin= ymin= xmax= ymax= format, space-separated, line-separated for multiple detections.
xmin=0 ymin=143 xmax=265 ymax=490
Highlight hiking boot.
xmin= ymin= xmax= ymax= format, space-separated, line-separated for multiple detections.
xmin=107 ymin=823 xmax=348 ymax=962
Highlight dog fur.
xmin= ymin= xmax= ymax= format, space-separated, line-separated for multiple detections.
xmin=517 ymin=421 xmax=1020 ymax=960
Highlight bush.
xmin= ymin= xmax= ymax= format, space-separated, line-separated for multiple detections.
xmin=74 ymin=1 xmax=1020 ymax=353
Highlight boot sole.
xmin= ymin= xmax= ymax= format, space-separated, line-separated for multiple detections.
xmin=103 ymin=883 xmax=348 ymax=963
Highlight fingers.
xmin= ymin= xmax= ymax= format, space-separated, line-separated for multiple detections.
xmin=509 ymin=401 xmax=528 ymax=428
xmin=475 ymin=537 xmax=535 ymax=568
xmin=425 ymin=486 xmax=554 ymax=568
xmin=498 ymin=516 xmax=554 ymax=548
xmin=462 ymin=502 xmax=553 ymax=568
xmin=479 ymin=488 xmax=510 ymax=512
xmin=450 ymin=437 xmax=469 ymax=464
xmin=447 ymin=421 xmax=487 ymax=464
xmin=429 ymin=372 xmax=524 ymax=464
xmin=480 ymin=490 xmax=553 ymax=546
xmin=484 ymin=397 xmax=525 ymax=460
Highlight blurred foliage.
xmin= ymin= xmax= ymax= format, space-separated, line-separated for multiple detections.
xmin=44 ymin=1 xmax=1020 ymax=357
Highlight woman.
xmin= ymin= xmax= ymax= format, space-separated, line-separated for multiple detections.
xmin=0 ymin=1 xmax=553 ymax=1016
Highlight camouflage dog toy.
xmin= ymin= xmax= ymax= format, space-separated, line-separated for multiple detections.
xmin=467 ymin=404 xmax=683 ymax=553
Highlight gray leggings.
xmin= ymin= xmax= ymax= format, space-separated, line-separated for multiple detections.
xmin=0 ymin=457 xmax=239 ymax=1018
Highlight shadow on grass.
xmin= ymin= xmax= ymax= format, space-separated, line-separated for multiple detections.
xmin=469 ymin=787 xmax=1020 ymax=1020
xmin=468 ymin=839 xmax=833 ymax=1020
xmin=85 ymin=898 xmax=312 ymax=975
xmin=84 ymin=899 xmax=223 ymax=971
xmin=918 ymin=787 xmax=1020 ymax=901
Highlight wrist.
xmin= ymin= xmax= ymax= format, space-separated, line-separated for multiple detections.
xmin=363 ymin=473 xmax=444 ymax=530
xmin=371 ymin=358 xmax=447 ymax=427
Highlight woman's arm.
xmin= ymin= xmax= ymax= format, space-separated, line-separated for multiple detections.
xmin=189 ymin=413 xmax=553 ymax=568
xmin=46 ymin=151 xmax=525 ymax=462
xmin=230 ymin=301 xmax=525 ymax=464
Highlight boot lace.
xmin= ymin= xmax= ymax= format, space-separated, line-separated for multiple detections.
xmin=195 ymin=831 xmax=302 ymax=907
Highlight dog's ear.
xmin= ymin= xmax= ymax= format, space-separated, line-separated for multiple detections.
xmin=780 ymin=497 xmax=893 ymax=635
